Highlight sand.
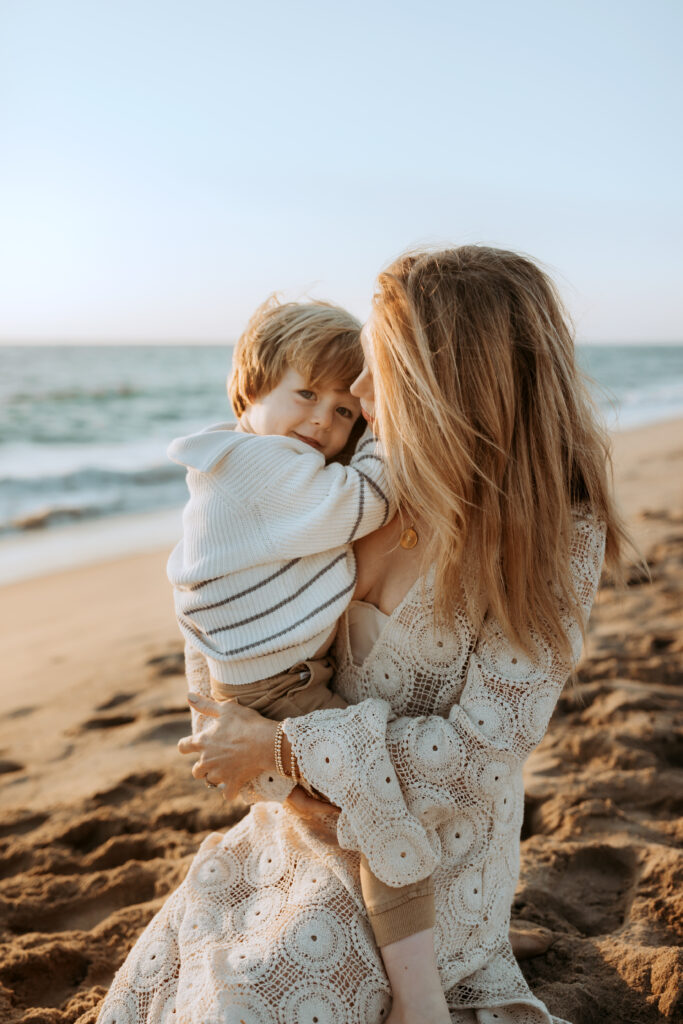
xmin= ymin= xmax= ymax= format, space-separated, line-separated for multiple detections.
xmin=0 ymin=418 xmax=681 ymax=1023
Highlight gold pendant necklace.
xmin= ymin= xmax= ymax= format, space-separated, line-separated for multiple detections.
xmin=399 ymin=523 xmax=419 ymax=549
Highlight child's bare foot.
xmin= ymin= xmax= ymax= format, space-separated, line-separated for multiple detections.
xmin=509 ymin=923 xmax=553 ymax=960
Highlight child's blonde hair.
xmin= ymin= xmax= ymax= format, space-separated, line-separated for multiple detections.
xmin=370 ymin=245 xmax=634 ymax=656
xmin=229 ymin=296 xmax=363 ymax=417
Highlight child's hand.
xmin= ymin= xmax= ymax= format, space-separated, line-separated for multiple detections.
xmin=286 ymin=785 xmax=341 ymax=841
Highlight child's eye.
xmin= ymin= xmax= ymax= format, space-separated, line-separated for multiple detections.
xmin=297 ymin=390 xmax=316 ymax=400
xmin=336 ymin=406 xmax=355 ymax=419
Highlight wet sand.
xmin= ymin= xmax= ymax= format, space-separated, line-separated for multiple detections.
xmin=0 ymin=418 xmax=681 ymax=1023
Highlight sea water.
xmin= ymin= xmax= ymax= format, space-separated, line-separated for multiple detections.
xmin=1 ymin=343 xmax=682 ymax=575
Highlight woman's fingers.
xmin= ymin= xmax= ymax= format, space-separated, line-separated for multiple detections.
xmin=177 ymin=734 xmax=200 ymax=755
xmin=187 ymin=692 xmax=223 ymax=717
xmin=191 ymin=759 xmax=206 ymax=780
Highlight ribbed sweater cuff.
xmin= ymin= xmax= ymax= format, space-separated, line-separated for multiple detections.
xmin=367 ymin=888 xmax=436 ymax=947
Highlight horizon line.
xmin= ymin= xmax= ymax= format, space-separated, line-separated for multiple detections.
xmin=1 ymin=337 xmax=682 ymax=347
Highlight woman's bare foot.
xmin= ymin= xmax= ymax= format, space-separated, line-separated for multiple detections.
xmin=509 ymin=924 xmax=553 ymax=960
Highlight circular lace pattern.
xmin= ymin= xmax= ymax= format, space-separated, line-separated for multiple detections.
xmin=244 ymin=840 xmax=288 ymax=888
xmin=366 ymin=819 xmax=430 ymax=884
xmin=407 ymin=781 xmax=454 ymax=828
xmin=518 ymin=683 xmax=560 ymax=746
xmin=464 ymin=686 xmax=515 ymax=745
xmin=369 ymin=646 xmax=409 ymax=705
xmin=493 ymin=783 xmax=522 ymax=829
xmin=289 ymin=858 xmax=335 ymax=904
xmin=476 ymin=758 xmax=512 ymax=797
xmin=128 ymin=932 xmax=176 ymax=994
xmin=208 ymin=987 xmax=273 ymax=1024
xmin=190 ymin=848 xmax=240 ymax=896
xmin=299 ymin=732 xmax=354 ymax=797
xmin=148 ymin=985 xmax=179 ymax=1024
xmin=440 ymin=807 xmax=486 ymax=864
xmin=408 ymin=605 xmax=468 ymax=675
xmin=366 ymin=753 xmax=403 ymax=802
xmin=481 ymin=618 xmax=552 ymax=681
xmin=178 ymin=902 xmax=224 ymax=951
xmin=232 ymin=887 xmax=284 ymax=937
xmin=411 ymin=718 xmax=465 ymax=783
xmin=282 ymin=978 xmax=345 ymax=1024
xmin=283 ymin=906 xmax=350 ymax=972
xmin=208 ymin=938 xmax=273 ymax=985
xmin=98 ymin=992 xmax=137 ymax=1024
xmin=447 ymin=866 xmax=485 ymax=924
xmin=353 ymin=977 xmax=392 ymax=1021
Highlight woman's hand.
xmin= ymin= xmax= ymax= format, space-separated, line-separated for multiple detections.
xmin=177 ymin=692 xmax=278 ymax=803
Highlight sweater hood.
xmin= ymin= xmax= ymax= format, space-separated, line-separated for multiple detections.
xmin=167 ymin=423 xmax=242 ymax=473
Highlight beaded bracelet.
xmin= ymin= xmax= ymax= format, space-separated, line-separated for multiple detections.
xmin=274 ymin=721 xmax=288 ymax=779
xmin=289 ymin=743 xmax=299 ymax=787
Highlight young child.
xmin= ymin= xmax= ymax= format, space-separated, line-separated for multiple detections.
xmin=167 ymin=296 xmax=446 ymax=1020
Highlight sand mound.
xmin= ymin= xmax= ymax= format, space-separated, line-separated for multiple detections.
xmin=0 ymin=516 xmax=679 ymax=1019
xmin=517 ymin=521 xmax=683 ymax=1022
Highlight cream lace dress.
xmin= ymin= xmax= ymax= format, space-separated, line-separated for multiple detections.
xmin=97 ymin=512 xmax=605 ymax=1024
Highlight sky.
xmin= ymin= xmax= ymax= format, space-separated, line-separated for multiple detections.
xmin=0 ymin=0 xmax=681 ymax=343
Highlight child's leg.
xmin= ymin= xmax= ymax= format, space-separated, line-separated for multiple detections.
xmin=360 ymin=854 xmax=450 ymax=1024
xmin=210 ymin=657 xmax=347 ymax=804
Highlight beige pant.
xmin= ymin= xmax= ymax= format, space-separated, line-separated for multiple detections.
xmin=212 ymin=658 xmax=435 ymax=947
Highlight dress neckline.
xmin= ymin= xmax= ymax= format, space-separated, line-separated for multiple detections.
xmin=348 ymin=599 xmax=390 ymax=622
xmin=344 ymin=575 xmax=427 ymax=668
xmin=350 ymin=570 xmax=426 ymax=623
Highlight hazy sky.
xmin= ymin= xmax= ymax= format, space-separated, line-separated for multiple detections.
xmin=1 ymin=0 xmax=681 ymax=342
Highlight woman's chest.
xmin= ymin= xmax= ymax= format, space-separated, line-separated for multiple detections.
xmin=333 ymin=590 xmax=476 ymax=719
xmin=352 ymin=518 xmax=424 ymax=615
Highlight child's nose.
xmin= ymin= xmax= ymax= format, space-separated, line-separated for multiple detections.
xmin=311 ymin=404 xmax=333 ymax=429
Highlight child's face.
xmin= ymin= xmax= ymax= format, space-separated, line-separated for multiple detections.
xmin=242 ymin=368 xmax=361 ymax=458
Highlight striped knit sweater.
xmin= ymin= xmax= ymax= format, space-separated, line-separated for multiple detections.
xmin=167 ymin=423 xmax=392 ymax=685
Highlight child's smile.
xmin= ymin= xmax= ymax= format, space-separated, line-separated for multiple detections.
xmin=241 ymin=368 xmax=361 ymax=459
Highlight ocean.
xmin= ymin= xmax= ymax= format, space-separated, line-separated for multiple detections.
xmin=1 ymin=343 xmax=682 ymax=574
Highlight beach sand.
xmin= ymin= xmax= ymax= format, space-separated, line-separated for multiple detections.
xmin=0 ymin=419 xmax=681 ymax=1023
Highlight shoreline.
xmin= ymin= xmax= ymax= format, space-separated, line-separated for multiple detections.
xmin=2 ymin=416 xmax=682 ymax=589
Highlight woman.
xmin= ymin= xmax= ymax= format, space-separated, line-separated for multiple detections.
xmin=98 ymin=246 xmax=627 ymax=1024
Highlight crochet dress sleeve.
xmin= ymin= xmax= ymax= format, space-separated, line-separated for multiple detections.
xmin=283 ymin=514 xmax=606 ymax=887
xmin=184 ymin=641 xmax=214 ymax=737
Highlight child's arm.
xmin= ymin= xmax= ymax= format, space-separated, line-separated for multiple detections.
xmin=360 ymin=856 xmax=449 ymax=1023
xmin=170 ymin=425 xmax=393 ymax=560
xmin=247 ymin=428 xmax=395 ymax=554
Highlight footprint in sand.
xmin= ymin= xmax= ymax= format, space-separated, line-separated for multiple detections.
xmin=517 ymin=842 xmax=637 ymax=938
xmin=146 ymin=650 xmax=185 ymax=677
xmin=76 ymin=714 xmax=137 ymax=732
xmin=95 ymin=692 xmax=136 ymax=712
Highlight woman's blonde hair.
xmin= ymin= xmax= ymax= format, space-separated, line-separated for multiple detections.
xmin=229 ymin=296 xmax=363 ymax=417
xmin=371 ymin=246 xmax=632 ymax=656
